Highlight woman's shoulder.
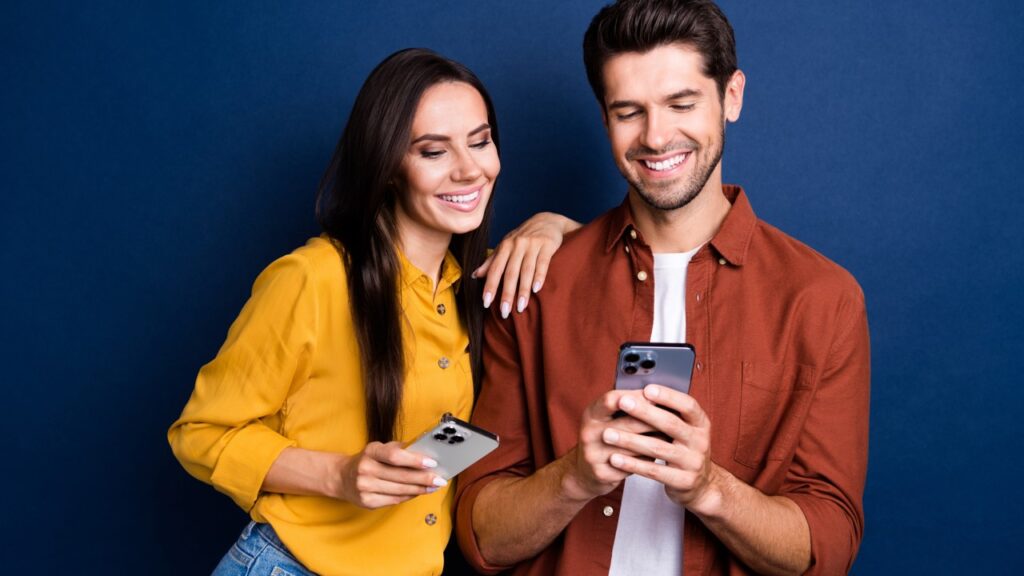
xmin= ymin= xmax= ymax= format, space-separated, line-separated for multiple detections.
xmin=254 ymin=236 xmax=348 ymax=292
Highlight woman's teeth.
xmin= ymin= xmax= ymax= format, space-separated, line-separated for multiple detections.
xmin=439 ymin=191 xmax=479 ymax=204
xmin=643 ymin=153 xmax=687 ymax=172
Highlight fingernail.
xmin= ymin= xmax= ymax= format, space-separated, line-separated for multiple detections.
xmin=517 ymin=296 xmax=526 ymax=313
xmin=426 ymin=486 xmax=439 ymax=494
xmin=645 ymin=385 xmax=660 ymax=398
xmin=501 ymin=301 xmax=511 ymax=319
xmin=423 ymin=458 xmax=438 ymax=469
xmin=532 ymin=281 xmax=542 ymax=293
xmin=603 ymin=428 xmax=620 ymax=443
xmin=483 ymin=292 xmax=493 ymax=308
xmin=433 ymin=476 xmax=448 ymax=487
xmin=610 ymin=454 xmax=624 ymax=467
xmin=620 ymin=396 xmax=636 ymax=410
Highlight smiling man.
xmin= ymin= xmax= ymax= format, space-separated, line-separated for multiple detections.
xmin=455 ymin=1 xmax=870 ymax=575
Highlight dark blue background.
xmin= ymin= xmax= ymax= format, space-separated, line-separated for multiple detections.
xmin=3 ymin=1 xmax=1021 ymax=573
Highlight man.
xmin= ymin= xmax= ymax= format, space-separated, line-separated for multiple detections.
xmin=455 ymin=1 xmax=869 ymax=574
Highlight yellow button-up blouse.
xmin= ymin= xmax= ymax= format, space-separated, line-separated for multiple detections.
xmin=168 ymin=236 xmax=473 ymax=576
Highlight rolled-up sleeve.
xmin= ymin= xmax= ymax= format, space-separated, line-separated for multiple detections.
xmin=167 ymin=254 xmax=317 ymax=511
xmin=454 ymin=306 xmax=536 ymax=574
xmin=781 ymin=289 xmax=870 ymax=575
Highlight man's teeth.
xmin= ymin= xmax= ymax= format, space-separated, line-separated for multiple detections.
xmin=439 ymin=190 xmax=480 ymax=204
xmin=643 ymin=153 xmax=687 ymax=171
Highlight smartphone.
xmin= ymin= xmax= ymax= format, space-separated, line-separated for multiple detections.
xmin=614 ymin=342 xmax=695 ymax=395
xmin=406 ymin=413 xmax=499 ymax=480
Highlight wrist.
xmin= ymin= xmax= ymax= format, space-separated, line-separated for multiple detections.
xmin=688 ymin=462 xmax=729 ymax=519
xmin=322 ymin=452 xmax=349 ymax=499
xmin=555 ymin=450 xmax=597 ymax=503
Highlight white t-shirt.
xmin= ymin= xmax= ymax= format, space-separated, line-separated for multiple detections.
xmin=608 ymin=248 xmax=699 ymax=576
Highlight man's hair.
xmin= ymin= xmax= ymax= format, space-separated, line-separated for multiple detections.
xmin=583 ymin=0 xmax=737 ymax=104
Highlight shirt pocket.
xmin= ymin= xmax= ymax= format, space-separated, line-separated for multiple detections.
xmin=733 ymin=361 xmax=816 ymax=468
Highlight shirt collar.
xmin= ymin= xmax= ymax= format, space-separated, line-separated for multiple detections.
xmin=398 ymin=249 xmax=463 ymax=293
xmin=604 ymin=184 xmax=757 ymax=266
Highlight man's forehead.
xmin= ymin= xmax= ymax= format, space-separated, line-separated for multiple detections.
xmin=602 ymin=44 xmax=713 ymax=100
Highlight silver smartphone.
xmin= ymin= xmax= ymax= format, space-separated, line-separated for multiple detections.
xmin=406 ymin=413 xmax=499 ymax=480
xmin=614 ymin=342 xmax=695 ymax=394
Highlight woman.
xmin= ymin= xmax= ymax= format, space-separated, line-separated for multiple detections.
xmin=168 ymin=48 xmax=577 ymax=575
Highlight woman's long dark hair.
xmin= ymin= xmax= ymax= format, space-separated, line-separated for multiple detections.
xmin=316 ymin=48 xmax=499 ymax=443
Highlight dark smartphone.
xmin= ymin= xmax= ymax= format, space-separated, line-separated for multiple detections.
xmin=406 ymin=413 xmax=499 ymax=480
xmin=614 ymin=342 xmax=695 ymax=395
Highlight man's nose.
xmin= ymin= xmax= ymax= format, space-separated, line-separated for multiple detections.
xmin=640 ymin=110 xmax=671 ymax=152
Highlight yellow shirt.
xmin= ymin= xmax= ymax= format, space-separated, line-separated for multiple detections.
xmin=168 ymin=236 xmax=473 ymax=576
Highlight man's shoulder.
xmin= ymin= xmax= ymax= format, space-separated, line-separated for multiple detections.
xmin=751 ymin=219 xmax=864 ymax=305
xmin=545 ymin=209 xmax=619 ymax=280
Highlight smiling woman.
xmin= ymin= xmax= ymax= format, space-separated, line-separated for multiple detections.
xmin=166 ymin=48 xmax=576 ymax=576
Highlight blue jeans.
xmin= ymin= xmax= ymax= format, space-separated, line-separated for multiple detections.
xmin=211 ymin=521 xmax=316 ymax=576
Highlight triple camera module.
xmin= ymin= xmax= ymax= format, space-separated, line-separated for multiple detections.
xmin=621 ymin=350 xmax=657 ymax=375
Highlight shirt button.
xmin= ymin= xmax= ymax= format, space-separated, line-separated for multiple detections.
xmin=438 ymin=357 xmax=450 ymax=369
xmin=695 ymin=292 xmax=702 ymax=302
xmin=696 ymin=361 xmax=703 ymax=371
xmin=436 ymin=303 xmax=446 ymax=315
xmin=718 ymin=257 xmax=727 ymax=265
xmin=624 ymin=244 xmax=631 ymax=254
xmin=629 ymin=229 xmax=638 ymax=240
xmin=425 ymin=513 xmax=437 ymax=526
xmin=603 ymin=506 xmax=615 ymax=517
xmin=636 ymin=270 xmax=648 ymax=282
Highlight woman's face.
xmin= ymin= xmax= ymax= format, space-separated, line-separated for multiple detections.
xmin=395 ymin=81 xmax=500 ymax=245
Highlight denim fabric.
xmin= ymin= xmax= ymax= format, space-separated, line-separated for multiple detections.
xmin=211 ymin=521 xmax=317 ymax=576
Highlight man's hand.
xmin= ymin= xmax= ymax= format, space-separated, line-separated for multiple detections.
xmin=602 ymin=385 xmax=722 ymax=513
xmin=559 ymin=389 xmax=654 ymax=501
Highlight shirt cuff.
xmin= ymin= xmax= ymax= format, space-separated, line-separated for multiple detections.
xmin=784 ymin=492 xmax=861 ymax=576
xmin=210 ymin=424 xmax=297 ymax=511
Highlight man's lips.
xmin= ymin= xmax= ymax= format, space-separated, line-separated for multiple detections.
xmin=636 ymin=151 xmax=691 ymax=176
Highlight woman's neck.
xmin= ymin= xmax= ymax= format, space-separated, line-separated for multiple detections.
xmin=395 ymin=212 xmax=452 ymax=293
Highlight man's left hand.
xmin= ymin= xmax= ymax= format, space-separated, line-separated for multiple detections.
xmin=602 ymin=384 xmax=722 ymax=514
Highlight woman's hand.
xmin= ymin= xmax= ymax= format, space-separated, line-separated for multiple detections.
xmin=473 ymin=212 xmax=581 ymax=317
xmin=332 ymin=441 xmax=447 ymax=509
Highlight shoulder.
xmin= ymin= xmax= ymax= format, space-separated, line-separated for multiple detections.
xmin=750 ymin=220 xmax=865 ymax=310
xmin=253 ymin=236 xmax=348 ymax=296
xmin=544 ymin=210 xmax=619 ymax=280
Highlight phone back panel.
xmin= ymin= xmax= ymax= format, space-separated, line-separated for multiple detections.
xmin=406 ymin=414 xmax=499 ymax=480
xmin=614 ymin=342 xmax=695 ymax=394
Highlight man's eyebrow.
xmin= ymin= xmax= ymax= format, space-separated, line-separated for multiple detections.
xmin=411 ymin=123 xmax=491 ymax=145
xmin=665 ymin=88 xmax=702 ymax=100
xmin=607 ymin=89 xmax=704 ymax=111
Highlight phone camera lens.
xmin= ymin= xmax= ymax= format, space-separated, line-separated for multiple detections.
xmin=452 ymin=435 xmax=465 ymax=443
xmin=624 ymin=352 xmax=640 ymax=363
xmin=640 ymin=359 xmax=656 ymax=370
xmin=442 ymin=426 xmax=457 ymax=435
xmin=624 ymin=365 xmax=638 ymax=375
xmin=433 ymin=433 xmax=448 ymax=441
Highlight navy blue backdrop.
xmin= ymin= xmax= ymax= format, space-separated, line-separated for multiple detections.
xmin=2 ymin=1 xmax=1021 ymax=573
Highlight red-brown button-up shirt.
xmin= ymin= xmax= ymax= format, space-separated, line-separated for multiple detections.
xmin=456 ymin=186 xmax=870 ymax=575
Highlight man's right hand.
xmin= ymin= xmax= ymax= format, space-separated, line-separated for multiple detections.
xmin=560 ymin=389 xmax=653 ymax=502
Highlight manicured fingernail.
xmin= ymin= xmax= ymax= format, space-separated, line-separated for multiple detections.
xmin=423 ymin=458 xmax=438 ymax=469
xmin=620 ymin=396 xmax=636 ymax=410
xmin=532 ymin=281 xmax=542 ymax=293
xmin=500 ymin=301 xmax=511 ymax=319
xmin=603 ymin=428 xmax=620 ymax=443
xmin=483 ymin=292 xmax=493 ymax=308
xmin=610 ymin=454 xmax=624 ymax=467
xmin=645 ymin=385 xmax=660 ymax=398
xmin=433 ymin=476 xmax=448 ymax=487
xmin=427 ymin=486 xmax=439 ymax=494
xmin=517 ymin=296 xmax=526 ymax=313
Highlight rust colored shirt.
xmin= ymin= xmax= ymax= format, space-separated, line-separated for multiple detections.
xmin=455 ymin=186 xmax=870 ymax=575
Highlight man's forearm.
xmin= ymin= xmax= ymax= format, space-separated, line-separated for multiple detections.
xmin=691 ymin=464 xmax=811 ymax=576
xmin=472 ymin=454 xmax=592 ymax=566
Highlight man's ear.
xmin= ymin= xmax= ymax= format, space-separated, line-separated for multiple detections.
xmin=724 ymin=69 xmax=745 ymax=123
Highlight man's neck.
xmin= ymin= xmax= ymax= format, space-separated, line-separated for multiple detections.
xmin=628 ymin=181 xmax=732 ymax=254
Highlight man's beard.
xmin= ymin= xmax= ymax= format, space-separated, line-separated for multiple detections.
xmin=626 ymin=123 xmax=725 ymax=212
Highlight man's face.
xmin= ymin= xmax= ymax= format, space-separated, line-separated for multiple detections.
xmin=602 ymin=44 xmax=742 ymax=211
